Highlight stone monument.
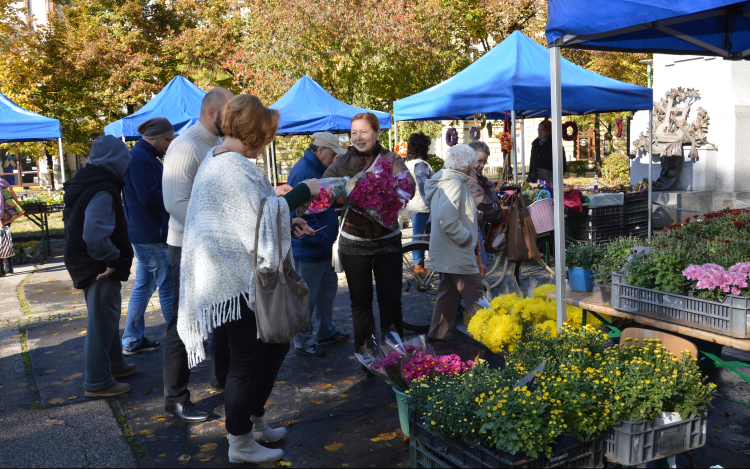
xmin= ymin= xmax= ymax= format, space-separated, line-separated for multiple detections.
xmin=630 ymin=54 xmax=750 ymax=227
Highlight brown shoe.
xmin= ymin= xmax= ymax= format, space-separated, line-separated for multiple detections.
xmin=112 ymin=363 xmax=137 ymax=379
xmin=84 ymin=382 xmax=131 ymax=398
xmin=413 ymin=263 xmax=428 ymax=277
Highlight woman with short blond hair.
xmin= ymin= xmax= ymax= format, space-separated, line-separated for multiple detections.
xmin=177 ymin=94 xmax=320 ymax=464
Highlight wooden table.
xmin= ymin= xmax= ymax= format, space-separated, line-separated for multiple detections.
xmin=550 ymin=289 xmax=750 ymax=386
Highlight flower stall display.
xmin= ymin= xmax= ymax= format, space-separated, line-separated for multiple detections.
xmin=406 ymin=325 xmax=715 ymax=464
xmin=393 ymin=141 xmax=408 ymax=157
xmin=466 ymin=284 xmax=608 ymax=353
xmin=345 ymin=156 xmax=413 ymax=229
xmin=565 ymin=243 xmax=604 ymax=292
xmin=303 ymin=178 xmax=348 ymax=215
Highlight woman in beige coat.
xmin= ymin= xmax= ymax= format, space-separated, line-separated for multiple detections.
xmin=423 ymin=144 xmax=485 ymax=340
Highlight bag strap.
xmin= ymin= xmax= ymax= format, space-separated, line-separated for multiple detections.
xmin=253 ymin=198 xmax=267 ymax=270
xmin=334 ymin=208 xmax=349 ymax=244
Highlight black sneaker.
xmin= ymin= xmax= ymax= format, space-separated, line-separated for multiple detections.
xmin=123 ymin=337 xmax=160 ymax=356
xmin=295 ymin=345 xmax=327 ymax=357
xmin=316 ymin=332 xmax=351 ymax=345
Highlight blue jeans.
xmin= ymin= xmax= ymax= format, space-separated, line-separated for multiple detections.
xmin=410 ymin=212 xmax=430 ymax=265
xmin=121 ymin=243 xmax=174 ymax=351
xmin=293 ymin=259 xmax=340 ymax=349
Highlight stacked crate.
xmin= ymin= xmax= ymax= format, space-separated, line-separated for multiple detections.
xmin=623 ymin=192 xmax=649 ymax=238
xmin=568 ymin=205 xmax=624 ymax=247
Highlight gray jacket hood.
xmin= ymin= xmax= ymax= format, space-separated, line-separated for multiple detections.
xmin=88 ymin=135 xmax=131 ymax=178
xmin=424 ymin=168 xmax=470 ymax=205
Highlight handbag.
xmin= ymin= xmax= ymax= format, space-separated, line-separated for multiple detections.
xmin=253 ymin=199 xmax=310 ymax=344
xmin=506 ymin=192 xmax=542 ymax=262
xmin=484 ymin=220 xmax=507 ymax=254
xmin=0 ymin=225 xmax=13 ymax=258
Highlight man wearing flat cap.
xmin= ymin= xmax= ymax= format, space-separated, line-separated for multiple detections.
xmin=527 ymin=120 xmax=566 ymax=184
xmin=289 ymin=132 xmax=350 ymax=357
xmin=121 ymin=117 xmax=175 ymax=356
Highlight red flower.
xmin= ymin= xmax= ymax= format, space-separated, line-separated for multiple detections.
xmin=734 ymin=221 xmax=745 ymax=227
xmin=684 ymin=218 xmax=691 ymax=224
xmin=705 ymin=214 xmax=713 ymax=219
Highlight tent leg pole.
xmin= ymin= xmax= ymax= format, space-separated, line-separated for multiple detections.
xmin=520 ymin=119 xmax=526 ymax=183
xmin=389 ymin=126 xmax=392 ymax=150
xmin=511 ymin=110 xmax=517 ymax=184
xmin=648 ymin=110 xmax=653 ymax=240
xmin=394 ymin=121 xmax=399 ymax=146
xmin=121 ymin=136 xmax=126 ymax=143
xmin=266 ymin=146 xmax=272 ymax=183
xmin=550 ymin=46 xmax=567 ymax=330
xmin=58 ymin=138 xmax=65 ymax=184
xmin=271 ymin=140 xmax=278 ymax=186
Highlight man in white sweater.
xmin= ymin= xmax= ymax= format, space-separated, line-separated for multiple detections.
xmin=162 ymin=87 xmax=234 ymax=422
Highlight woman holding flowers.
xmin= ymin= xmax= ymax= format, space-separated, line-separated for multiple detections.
xmin=323 ymin=113 xmax=415 ymax=376
xmin=424 ymin=144 xmax=485 ymax=341
xmin=177 ymin=94 xmax=319 ymax=464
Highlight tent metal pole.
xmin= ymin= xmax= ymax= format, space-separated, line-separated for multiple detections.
xmin=265 ymin=146 xmax=272 ymax=183
xmin=394 ymin=121 xmax=399 ymax=146
xmin=648 ymin=109 xmax=653 ymax=240
xmin=511 ymin=110 xmax=517 ymax=184
xmin=520 ymin=119 xmax=526 ymax=183
xmin=121 ymin=136 xmax=126 ymax=143
xmin=389 ymin=123 xmax=392 ymax=150
xmin=271 ymin=140 xmax=278 ymax=186
xmin=57 ymin=138 xmax=65 ymax=184
xmin=550 ymin=46 xmax=567 ymax=329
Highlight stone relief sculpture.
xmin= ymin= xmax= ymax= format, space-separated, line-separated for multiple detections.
xmin=632 ymin=87 xmax=717 ymax=191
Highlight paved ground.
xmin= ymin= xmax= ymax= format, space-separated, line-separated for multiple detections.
xmin=0 ymin=240 xmax=748 ymax=467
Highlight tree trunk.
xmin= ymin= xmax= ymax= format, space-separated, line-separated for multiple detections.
xmin=45 ymin=149 xmax=55 ymax=190
xmin=594 ymin=113 xmax=602 ymax=177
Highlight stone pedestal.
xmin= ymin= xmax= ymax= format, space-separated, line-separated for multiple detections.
xmin=630 ymin=147 xmax=717 ymax=191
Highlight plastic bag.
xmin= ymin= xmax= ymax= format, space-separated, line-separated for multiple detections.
xmin=345 ymin=156 xmax=413 ymax=230
xmin=304 ymin=177 xmax=348 ymax=215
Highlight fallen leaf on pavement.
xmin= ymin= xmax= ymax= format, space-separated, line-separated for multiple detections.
xmin=53 ymin=333 xmax=60 ymax=336
xmin=713 ymin=428 xmax=724 ymax=433
xmin=325 ymin=368 xmax=335 ymax=373
xmin=158 ymin=454 xmax=166 ymax=458
xmin=729 ymin=436 xmax=747 ymax=443
xmin=77 ymin=331 xmax=87 ymax=336
xmin=178 ymin=454 xmax=191 ymax=464
xmin=279 ymin=419 xmax=299 ymax=427
xmin=44 ymin=419 xmax=65 ymax=427
xmin=150 ymin=414 xmax=165 ymax=420
xmin=324 ymin=443 xmax=344 ymax=452
xmin=364 ymin=403 xmax=374 ymax=407
xmin=339 ymin=394 xmax=347 ymax=398
xmin=274 ymin=381 xmax=286 ymax=386
xmin=138 ymin=430 xmax=153 ymax=435
xmin=142 ymin=386 xmax=153 ymax=395
xmin=312 ymin=384 xmax=332 ymax=390
xmin=198 ymin=456 xmax=212 ymax=462
xmin=343 ymin=465 xmax=349 ymax=467
xmin=310 ymin=399 xmax=324 ymax=405
xmin=387 ymin=402 xmax=397 ymax=408
xmin=371 ymin=432 xmax=398 ymax=442
xmin=45 ymin=351 xmax=53 ymax=354
xmin=200 ymin=443 xmax=218 ymax=452
xmin=145 ymin=435 xmax=155 ymax=439
xmin=727 ymin=424 xmax=741 ymax=431
xmin=16 ymin=383 xmax=28 ymax=387
xmin=340 ymin=380 xmax=354 ymax=385
xmin=11 ymin=334 xmax=21 ymax=338
xmin=148 ymin=316 xmax=155 ymax=319
xmin=48 ymin=398 xmax=65 ymax=405
xmin=68 ymin=396 xmax=78 ymax=400
xmin=279 ymin=461 xmax=292 ymax=467
xmin=264 ymin=399 xmax=277 ymax=408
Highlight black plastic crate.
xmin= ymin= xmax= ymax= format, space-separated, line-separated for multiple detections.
xmin=568 ymin=213 xmax=622 ymax=230
xmin=624 ymin=191 xmax=648 ymax=203
xmin=623 ymin=223 xmax=648 ymax=238
xmin=409 ymin=410 xmax=605 ymax=468
xmin=623 ymin=211 xmax=648 ymax=225
xmin=571 ymin=225 xmax=622 ymax=241
xmin=581 ymin=205 xmax=623 ymax=217
xmin=624 ymin=200 xmax=648 ymax=214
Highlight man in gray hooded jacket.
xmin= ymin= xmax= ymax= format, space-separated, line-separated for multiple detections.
xmin=63 ymin=135 xmax=136 ymax=398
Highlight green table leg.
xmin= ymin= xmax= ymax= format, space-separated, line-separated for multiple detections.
xmin=583 ymin=309 xmax=622 ymax=338
xmin=24 ymin=213 xmax=47 ymax=263
xmin=699 ymin=351 xmax=750 ymax=384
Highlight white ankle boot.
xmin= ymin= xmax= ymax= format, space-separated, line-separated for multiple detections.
xmin=227 ymin=432 xmax=284 ymax=464
xmin=251 ymin=415 xmax=287 ymax=443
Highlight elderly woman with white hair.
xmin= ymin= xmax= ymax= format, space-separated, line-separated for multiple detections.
xmin=423 ymin=144 xmax=485 ymax=341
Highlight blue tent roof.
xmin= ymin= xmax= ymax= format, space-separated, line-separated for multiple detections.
xmin=104 ymin=76 xmax=206 ymax=141
xmin=270 ymin=76 xmax=391 ymax=135
xmin=393 ymin=31 xmax=653 ymax=122
xmin=546 ymin=0 xmax=750 ymax=58
xmin=0 ymin=92 xmax=61 ymax=143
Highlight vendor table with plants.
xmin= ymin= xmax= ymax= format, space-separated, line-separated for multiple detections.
xmin=19 ymin=194 xmax=64 ymax=263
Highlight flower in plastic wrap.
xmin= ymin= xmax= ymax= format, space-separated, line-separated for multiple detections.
xmin=346 ymin=157 xmax=413 ymax=228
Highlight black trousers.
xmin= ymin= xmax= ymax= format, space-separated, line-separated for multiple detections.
xmin=224 ymin=299 xmax=289 ymax=436
xmin=163 ymin=245 xmax=231 ymax=406
xmin=339 ymin=251 xmax=403 ymax=351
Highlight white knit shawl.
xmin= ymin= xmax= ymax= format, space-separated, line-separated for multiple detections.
xmin=177 ymin=150 xmax=291 ymax=367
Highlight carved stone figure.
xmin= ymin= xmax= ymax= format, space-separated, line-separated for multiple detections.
xmin=632 ymin=87 xmax=717 ymax=191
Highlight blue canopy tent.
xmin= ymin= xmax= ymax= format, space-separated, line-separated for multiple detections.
xmin=266 ymin=76 xmax=392 ymax=184
xmin=104 ymin=76 xmax=206 ymax=141
xmin=0 ymin=92 xmax=65 ymax=183
xmin=544 ymin=1 xmax=750 ymax=327
xmin=393 ymin=30 xmax=653 ymax=121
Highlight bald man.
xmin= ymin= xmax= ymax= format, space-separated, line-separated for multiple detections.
xmin=162 ymin=87 xmax=234 ymax=422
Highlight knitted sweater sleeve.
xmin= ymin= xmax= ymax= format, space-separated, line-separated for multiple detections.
xmin=163 ymin=139 xmax=200 ymax=230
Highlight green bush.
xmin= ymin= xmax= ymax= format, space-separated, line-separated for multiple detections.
xmin=601 ymin=152 xmax=630 ymax=185
xmin=426 ymin=154 xmax=444 ymax=172
xmin=566 ymin=160 xmax=588 ymax=177
xmin=565 ymin=242 xmax=604 ymax=270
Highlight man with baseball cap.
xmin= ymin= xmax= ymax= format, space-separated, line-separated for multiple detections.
xmin=121 ymin=117 xmax=175 ymax=356
xmin=527 ymin=120 xmax=566 ymax=184
xmin=289 ymin=132 xmax=349 ymax=357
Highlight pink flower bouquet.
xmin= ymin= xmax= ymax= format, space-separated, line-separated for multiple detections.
xmin=683 ymin=261 xmax=750 ymax=299
xmin=345 ymin=156 xmax=413 ymax=229
xmin=304 ymin=178 xmax=348 ymax=215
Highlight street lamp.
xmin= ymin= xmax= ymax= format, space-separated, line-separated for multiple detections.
xmin=639 ymin=59 xmax=653 ymax=88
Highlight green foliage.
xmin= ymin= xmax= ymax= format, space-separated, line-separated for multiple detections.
xmin=427 ymin=154 xmax=444 ymax=173
xmin=566 ymin=160 xmax=588 ymax=177
xmin=601 ymin=152 xmax=630 ymax=185
xmin=592 ymin=236 xmax=646 ymax=284
xmin=565 ymin=242 xmax=604 ymax=271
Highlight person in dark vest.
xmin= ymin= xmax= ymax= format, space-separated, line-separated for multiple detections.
xmin=63 ymin=135 xmax=135 ymax=398
xmin=527 ymin=120 xmax=567 ymax=184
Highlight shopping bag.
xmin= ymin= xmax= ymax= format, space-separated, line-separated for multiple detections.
xmin=506 ymin=192 xmax=542 ymax=262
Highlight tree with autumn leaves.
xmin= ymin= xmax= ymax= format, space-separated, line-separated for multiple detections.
xmin=1 ymin=0 xmax=648 ymax=160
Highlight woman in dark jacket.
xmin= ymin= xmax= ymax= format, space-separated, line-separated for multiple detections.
xmin=323 ymin=112 xmax=415 ymax=376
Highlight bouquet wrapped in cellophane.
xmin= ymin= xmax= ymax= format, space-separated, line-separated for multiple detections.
xmin=303 ymin=177 xmax=349 ymax=215
xmin=345 ymin=156 xmax=413 ymax=230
